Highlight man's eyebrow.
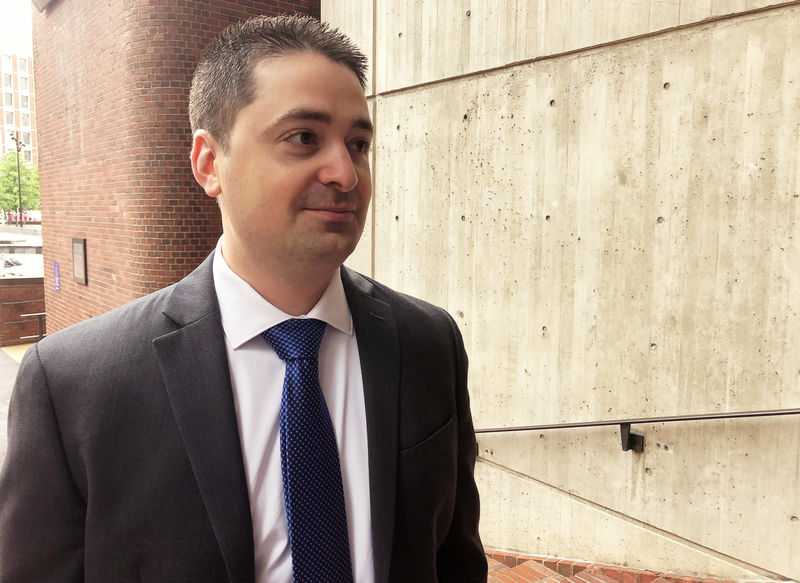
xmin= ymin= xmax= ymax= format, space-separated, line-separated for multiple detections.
xmin=353 ymin=118 xmax=374 ymax=134
xmin=273 ymin=108 xmax=373 ymax=133
xmin=275 ymin=108 xmax=331 ymax=125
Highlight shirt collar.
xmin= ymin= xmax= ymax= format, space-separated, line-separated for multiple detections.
xmin=212 ymin=237 xmax=353 ymax=350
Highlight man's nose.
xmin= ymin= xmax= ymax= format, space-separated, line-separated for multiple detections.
xmin=318 ymin=144 xmax=359 ymax=192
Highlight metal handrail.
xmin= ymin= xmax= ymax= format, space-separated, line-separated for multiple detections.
xmin=475 ymin=408 xmax=800 ymax=452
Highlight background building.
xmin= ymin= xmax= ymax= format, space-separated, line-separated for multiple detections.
xmin=0 ymin=43 xmax=37 ymax=165
xmin=33 ymin=0 xmax=319 ymax=331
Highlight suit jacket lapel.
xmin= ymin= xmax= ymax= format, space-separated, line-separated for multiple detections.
xmin=149 ymin=260 xmax=398 ymax=583
xmin=341 ymin=267 xmax=399 ymax=583
xmin=152 ymin=255 xmax=254 ymax=583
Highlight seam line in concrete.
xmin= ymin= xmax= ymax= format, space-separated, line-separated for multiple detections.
xmin=369 ymin=0 xmax=800 ymax=100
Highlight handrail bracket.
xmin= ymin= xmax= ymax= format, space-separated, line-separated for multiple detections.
xmin=620 ymin=423 xmax=644 ymax=453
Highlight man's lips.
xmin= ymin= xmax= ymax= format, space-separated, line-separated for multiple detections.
xmin=304 ymin=206 xmax=358 ymax=222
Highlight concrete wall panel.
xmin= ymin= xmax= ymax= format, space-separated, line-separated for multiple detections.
xmin=370 ymin=5 xmax=800 ymax=577
xmin=323 ymin=0 xmax=800 ymax=577
xmin=372 ymin=0 xmax=785 ymax=92
xmin=475 ymin=459 xmax=773 ymax=578
xmin=374 ymin=5 xmax=800 ymax=424
xmin=479 ymin=417 xmax=800 ymax=577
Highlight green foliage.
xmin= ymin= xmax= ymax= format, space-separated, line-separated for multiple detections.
xmin=0 ymin=152 xmax=39 ymax=211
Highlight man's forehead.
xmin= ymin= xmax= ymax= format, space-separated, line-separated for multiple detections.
xmin=251 ymin=50 xmax=363 ymax=89
xmin=249 ymin=53 xmax=369 ymax=118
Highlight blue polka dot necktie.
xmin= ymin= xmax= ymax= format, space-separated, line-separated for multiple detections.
xmin=262 ymin=318 xmax=354 ymax=583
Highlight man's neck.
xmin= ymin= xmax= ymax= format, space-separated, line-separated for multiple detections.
xmin=250 ymin=270 xmax=336 ymax=316
xmin=219 ymin=247 xmax=338 ymax=316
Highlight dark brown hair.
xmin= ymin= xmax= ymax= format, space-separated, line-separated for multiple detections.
xmin=189 ymin=14 xmax=367 ymax=150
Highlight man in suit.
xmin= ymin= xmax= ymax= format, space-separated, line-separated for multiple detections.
xmin=0 ymin=14 xmax=487 ymax=583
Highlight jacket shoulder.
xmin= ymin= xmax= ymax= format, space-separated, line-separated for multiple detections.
xmin=35 ymin=254 xmax=217 ymax=368
xmin=38 ymin=283 xmax=177 ymax=355
xmin=341 ymin=266 xmax=453 ymax=324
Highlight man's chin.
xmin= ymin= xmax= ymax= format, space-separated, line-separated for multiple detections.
xmin=301 ymin=234 xmax=361 ymax=268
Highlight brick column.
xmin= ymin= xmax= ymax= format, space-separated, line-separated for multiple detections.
xmin=33 ymin=0 xmax=320 ymax=332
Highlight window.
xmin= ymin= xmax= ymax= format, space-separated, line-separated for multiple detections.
xmin=2 ymin=74 xmax=10 ymax=88
xmin=4 ymin=111 xmax=12 ymax=125
xmin=22 ymin=131 xmax=30 ymax=145
xmin=3 ymin=93 xmax=12 ymax=107
xmin=1 ymin=55 xmax=10 ymax=70
xmin=18 ymin=59 xmax=27 ymax=74
xmin=19 ymin=77 xmax=28 ymax=91
xmin=23 ymin=150 xmax=31 ymax=162
xmin=20 ymin=95 xmax=28 ymax=109
xmin=21 ymin=113 xmax=29 ymax=127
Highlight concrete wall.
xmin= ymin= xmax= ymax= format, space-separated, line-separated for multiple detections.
xmin=325 ymin=1 xmax=800 ymax=579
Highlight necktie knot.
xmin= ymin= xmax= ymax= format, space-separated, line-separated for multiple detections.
xmin=262 ymin=318 xmax=326 ymax=361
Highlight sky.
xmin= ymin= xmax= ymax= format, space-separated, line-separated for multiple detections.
xmin=0 ymin=0 xmax=34 ymax=51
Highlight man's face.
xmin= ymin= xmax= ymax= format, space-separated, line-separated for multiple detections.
xmin=199 ymin=51 xmax=373 ymax=282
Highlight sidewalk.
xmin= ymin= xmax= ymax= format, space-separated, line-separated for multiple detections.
xmin=0 ymin=223 xmax=43 ymax=279
xmin=0 ymin=343 xmax=31 ymax=464
xmin=0 ymin=223 xmax=42 ymax=236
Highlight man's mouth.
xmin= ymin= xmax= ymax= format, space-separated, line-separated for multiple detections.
xmin=305 ymin=206 xmax=357 ymax=222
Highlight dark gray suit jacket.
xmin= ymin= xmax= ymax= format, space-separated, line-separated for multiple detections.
xmin=0 ymin=255 xmax=487 ymax=582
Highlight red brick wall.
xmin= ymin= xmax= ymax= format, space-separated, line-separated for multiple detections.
xmin=0 ymin=278 xmax=45 ymax=346
xmin=33 ymin=0 xmax=320 ymax=333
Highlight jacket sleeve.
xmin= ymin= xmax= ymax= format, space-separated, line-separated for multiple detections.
xmin=436 ymin=312 xmax=488 ymax=582
xmin=0 ymin=344 xmax=85 ymax=583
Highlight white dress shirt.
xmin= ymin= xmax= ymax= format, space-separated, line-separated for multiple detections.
xmin=212 ymin=240 xmax=374 ymax=583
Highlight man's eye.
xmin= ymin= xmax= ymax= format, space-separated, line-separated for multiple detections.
xmin=350 ymin=140 xmax=371 ymax=154
xmin=287 ymin=131 xmax=316 ymax=146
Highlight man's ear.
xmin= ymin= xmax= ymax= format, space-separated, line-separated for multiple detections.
xmin=190 ymin=130 xmax=223 ymax=198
